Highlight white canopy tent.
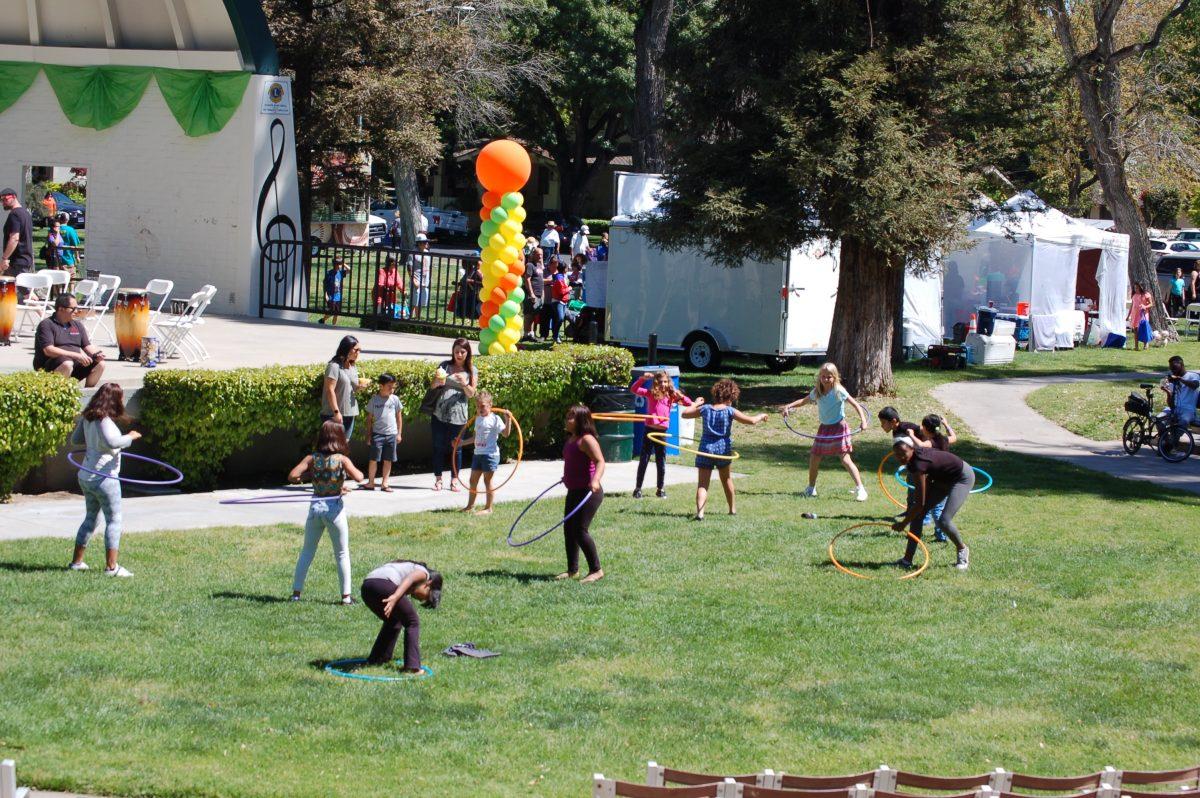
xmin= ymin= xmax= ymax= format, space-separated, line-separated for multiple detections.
xmin=938 ymin=193 xmax=1129 ymax=350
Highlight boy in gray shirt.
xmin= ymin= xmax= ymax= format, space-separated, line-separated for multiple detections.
xmin=364 ymin=374 xmax=403 ymax=491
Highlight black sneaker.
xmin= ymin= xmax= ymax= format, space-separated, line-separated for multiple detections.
xmin=632 ymin=488 xmax=643 ymax=499
xmin=656 ymin=489 xmax=666 ymax=498
xmin=891 ymin=558 xmax=914 ymax=569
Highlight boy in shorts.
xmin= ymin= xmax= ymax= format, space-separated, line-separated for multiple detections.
xmin=462 ymin=391 xmax=512 ymax=515
xmin=363 ymin=374 xmax=403 ymax=491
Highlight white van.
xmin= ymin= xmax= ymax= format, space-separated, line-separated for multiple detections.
xmin=604 ymin=219 xmax=838 ymax=371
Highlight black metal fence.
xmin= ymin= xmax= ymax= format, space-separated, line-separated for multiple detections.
xmin=260 ymin=240 xmax=482 ymax=334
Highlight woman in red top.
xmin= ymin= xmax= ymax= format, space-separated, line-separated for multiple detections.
xmin=558 ymin=405 xmax=605 ymax=583
xmin=1129 ymin=281 xmax=1154 ymax=350
xmin=374 ymin=256 xmax=403 ymax=319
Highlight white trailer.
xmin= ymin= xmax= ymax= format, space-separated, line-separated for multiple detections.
xmin=604 ymin=219 xmax=839 ymax=371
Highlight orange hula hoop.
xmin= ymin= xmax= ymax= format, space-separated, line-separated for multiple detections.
xmin=827 ymin=522 xmax=930 ymax=580
xmin=877 ymin=451 xmax=906 ymax=509
xmin=645 ymin=430 xmax=740 ymax=462
xmin=591 ymin=412 xmax=666 ymax=424
xmin=450 ymin=409 xmax=524 ymax=495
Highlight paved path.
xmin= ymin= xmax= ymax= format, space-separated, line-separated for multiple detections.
xmin=933 ymin=372 xmax=1200 ymax=497
xmin=0 ymin=460 xmax=703 ymax=542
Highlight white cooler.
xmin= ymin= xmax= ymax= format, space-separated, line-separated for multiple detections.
xmin=965 ymin=329 xmax=1016 ymax=365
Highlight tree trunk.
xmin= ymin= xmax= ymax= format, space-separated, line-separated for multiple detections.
xmin=826 ymin=236 xmax=902 ymax=396
xmin=392 ymin=162 xmax=423 ymax=248
xmin=632 ymin=0 xmax=673 ymax=172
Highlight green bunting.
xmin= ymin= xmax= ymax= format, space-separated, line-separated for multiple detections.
xmin=0 ymin=62 xmax=42 ymax=115
xmin=43 ymin=65 xmax=153 ymax=131
xmin=155 ymin=69 xmax=251 ymax=137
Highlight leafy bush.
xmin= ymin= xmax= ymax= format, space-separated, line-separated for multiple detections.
xmin=140 ymin=345 xmax=633 ymax=488
xmin=582 ymin=218 xmax=611 ymax=236
xmin=0 ymin=372 xmax=80 ymax=501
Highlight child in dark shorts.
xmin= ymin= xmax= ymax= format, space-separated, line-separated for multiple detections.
xmin=363 ymin=374 xmax=403 ymax=491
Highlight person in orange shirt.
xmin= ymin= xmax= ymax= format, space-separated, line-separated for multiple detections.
xmin=373 ymin=256 xmax=404 ymax=319
xmin=41 ymin=191 xmax=57 ymax=221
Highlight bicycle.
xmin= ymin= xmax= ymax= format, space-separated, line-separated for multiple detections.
xmin=1121 ymin=382 xmax=1195 ymax=462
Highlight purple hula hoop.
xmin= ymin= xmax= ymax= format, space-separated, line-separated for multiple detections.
xmin=781 ymin=412 xmax=868 ymax=441
xmin=507 ymin=480 xmax=595 ymax=548
xmin=67 ymin=450 xmax=183 ymax=486
xmin=218 ymin=493 xmax=342 ymax=505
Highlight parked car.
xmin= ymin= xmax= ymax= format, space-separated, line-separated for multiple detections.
xmin=1168 ymin=241 xmax=1200 ymax=253
xmin=309 ymin=213 xmax=387 ymax=253
xmin=1150 ymin=238 xmax=1168 ymax=251
xmin=38 ymin=191 xmax=86 ymax=229
xmin=1176 ymin=229 xmax=1200 ymax=242
xmin=370 ymin=202 xmax=470 ymax=236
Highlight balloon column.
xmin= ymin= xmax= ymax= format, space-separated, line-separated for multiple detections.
xmin=474 ymin=140 xmax=533 ymax=356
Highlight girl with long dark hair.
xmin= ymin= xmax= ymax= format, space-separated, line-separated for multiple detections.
xmin=68 ymin=383 xmax=140 ymax=576
xmin=321 ymin=335 xmax=367 ymax=438
xmin=558 ymin=405 xmax=605 ymax=583
xmin=428 ymin=337 xmax=477 ymax=491
xmin=288 ymin=420 xmax=365 ymax=604
xmin=360 ymin=558 xmax=443 ymax=671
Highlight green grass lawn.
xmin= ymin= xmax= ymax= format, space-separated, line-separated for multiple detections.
xmin=1025 ymin=382 xmax=1140 ymax=441
xmin=4 ymin=346 xmax=1200 ymax=798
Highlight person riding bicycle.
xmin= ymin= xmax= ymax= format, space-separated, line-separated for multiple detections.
xmin=1161 ymin=356 xmax=1199 ymax=431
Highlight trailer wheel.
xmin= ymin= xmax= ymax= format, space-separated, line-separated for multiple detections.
xmin=764 ymin=355 xmax=799 ymax=374
xmin=683 ymin=333 xmax=722 ymax=371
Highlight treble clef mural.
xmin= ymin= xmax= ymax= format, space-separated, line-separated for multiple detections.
xmin=257 ymin=118 xmax=299 ymax=285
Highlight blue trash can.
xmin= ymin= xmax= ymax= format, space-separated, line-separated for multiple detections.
xmin=629 ymin=365 xmax=682 ymax=456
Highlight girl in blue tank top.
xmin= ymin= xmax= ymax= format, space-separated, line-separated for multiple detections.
xmin=681 ymin=379 xmax=767 ymax=520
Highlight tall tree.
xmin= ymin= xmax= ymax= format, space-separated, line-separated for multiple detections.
xmin=649 ymin=0 xmax=1054 ymax=393
xmin=631 ymin=0 xmax=674 ymax=172
xmin=1046 ymin=0 xmax=1193 ymax=336
xmin=509 ymin=0 xmax=637 ymax=219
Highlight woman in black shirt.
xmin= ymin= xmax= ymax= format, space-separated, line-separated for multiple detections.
xmin=891 ymin=437 xmax=971 ymax=570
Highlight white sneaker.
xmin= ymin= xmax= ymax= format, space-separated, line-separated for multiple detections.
xmin=104 ymin=565 xmax=133 ymax=578
xmin=854 ymin=486 xmax=868 ymax=502
xmin=802 ymin=486 xmax=817 ymax=498
xmin=68 ymin=561 xmax=89 ymax=571
xmin=954 ymin=547 xmax=970 ymax=570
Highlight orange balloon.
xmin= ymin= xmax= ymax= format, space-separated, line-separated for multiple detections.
xmin=476 ymin=140 xmax=532 ymax=193
xmin=500 ymin=272 xmax=520 ymax=291
xmin=508 ymin=259 xmax=526 ymax=277
xmin=479 ymin=206 xmax=493 ymax=222
xmin=489 ymin=286 xmax=508 ymax=305
xmin=482 ymin=190 xmax=502 ymax=208
xmin=478 ymin=314 xmax=491 ymax=329
xmin=481 ymin=300 xmax=500 ymax=317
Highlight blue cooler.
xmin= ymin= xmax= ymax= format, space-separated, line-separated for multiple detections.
xmin=630 ymin=365 xmax=682 ymax=456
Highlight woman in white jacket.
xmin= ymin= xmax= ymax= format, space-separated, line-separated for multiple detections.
xmin=68 ymin=383 xmax=139 ymax=577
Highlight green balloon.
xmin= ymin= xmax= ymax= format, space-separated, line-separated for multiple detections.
xmin=476 ymin=232 xmax=490 ymax=249
xmin=490 ymin=206 xmax=509 ymax=224
xmin=481 ymin=220 xmax=499 ymax=238
xmin=479 ymin=328 xmax=497 ymax=348
xmin=488 ymin=314 xmax=506 ymax=332
xmin=502 ymin=192 xmax=523 ymax=210
xmin=509 ymin=286 xmax=525 ymax=305
xmin=499 ymin=300 xmax=520 ymax=319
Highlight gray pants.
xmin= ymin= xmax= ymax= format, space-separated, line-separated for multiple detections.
xmin=292 ymin=498 xmax=352 ymax=595
xmin=76 ymin=474 xmax=122 ymax=550
xmin=905 ymin=465 xmax=973 ymax=559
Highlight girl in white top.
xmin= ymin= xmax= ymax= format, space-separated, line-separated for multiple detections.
xmin=360 ymin=560 xmax=443 ymax=671
xmin=68 ymin=383 xmax=140 ymax=577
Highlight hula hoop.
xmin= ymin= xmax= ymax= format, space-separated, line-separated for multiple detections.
xmin=218 ymin=493 xmax=345 ymax=505
xmin=781 ymin=412 xmax=868 ymax=441
xmin=506 ymin=480 xmax=595 ymax=547
xmin=67 ymin=451 xmax=183 ymax=486
xmin=324 ymin=659 xmax=433 ymax=682
xmin=449 ymin=409 xmax=524 ymax=494
xmin=591 ymin=412 xmax=665 ymax=424
xmin=645 ymin=430 xmax=740 ymax=462
xmin=877 ymin=452 xmax=906 ymax=509
xmin=894 ymin=465 xmax=993 ymax=494
xmin=828 ymin=522 xmax=930 ymax=580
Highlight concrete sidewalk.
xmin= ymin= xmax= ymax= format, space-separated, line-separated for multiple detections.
xmin=933 ymin=372 xmax=1200 ymax=497
xmin=0 ymin=459 xmax=704 ymax=542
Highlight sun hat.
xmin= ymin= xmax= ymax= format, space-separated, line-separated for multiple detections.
xmin=416 ymin=233 xmax=428 ymax=243
xmin=580 ymin=224 xmax=589 ymax=233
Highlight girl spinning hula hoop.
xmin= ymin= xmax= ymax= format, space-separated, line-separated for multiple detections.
xmin=781 ymin=362 xmax=870 ymax=502
xmin=682 ymin=379 xmax=767 ymax=521
xmin=454 ymin=393 xmax=523 ymax=513
xmin=629 ymin=370 xmax=696 ymax=499
xmin=554 ymin=405 xmax=606 ymax=583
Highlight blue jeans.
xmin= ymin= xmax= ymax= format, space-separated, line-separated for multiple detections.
xmin=431 ymin=416 xmax=465 ymax=478
xmin=548 ymin=300 xmax=566 ymax=341
xmin=320 ymin=413 xmax=355 ymax=440
xmin=76 ymin=474 xmax=122 ymax=550
xmin=293 ymin=498 xmax=351 ymax=595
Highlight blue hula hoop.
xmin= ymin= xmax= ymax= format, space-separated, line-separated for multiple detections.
xmin=324 ymin=659 xmax=433 ymax=682
xmin=895 ymin=465 xmax=993 ymax=494
xmin=507 ymin=480 xmax=595 ymax=548
xmin=67 ymin=450 xmax=183 ymax=486
xmin=781 ymin=412 xmax=868 ymax=441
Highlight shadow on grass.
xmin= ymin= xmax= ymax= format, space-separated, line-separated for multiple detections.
xmin=465 ymin=569 xmax=559 ymax=584
xmin=0 ymin=561 xmax=68 ymax=574
xmin=211 ymin=591 xmax=292 ymax=604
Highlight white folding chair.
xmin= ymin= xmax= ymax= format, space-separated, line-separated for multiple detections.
xmin=1 ymin=758 xmax=30 ymax=798
xmin=86 ymin=274 xmax=121 ymax=344
xmin=144 ymin=278 xmax=174 ymax=319
xmin=183 ymin=284 xmax=218 ymax=361
xmin=40 ymin=269 xmax=72 ymax=302
xmin=1185 ymin=302 xmax=1200 ymax=335
xmin=155 ymin=289 xmax=205 ymax=364
xmin=73 ymin=279 xmax=99 ymax=305
xmin=14 ymin=272 xmax=52 ymax=337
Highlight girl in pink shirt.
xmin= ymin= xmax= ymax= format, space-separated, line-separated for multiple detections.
xmin=1129 ymin=281 xmax=1154 ymax=350
xmin=630 ymin=371 xmax=698 ymax=498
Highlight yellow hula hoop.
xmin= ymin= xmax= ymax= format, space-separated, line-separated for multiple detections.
xmin=827 ymin=522 xmax=930 ymax=581
xmin=591 ymin=412 xmax=665 ymax=423
xmin=877 ymin=451 xmax=906 ymax=509
xmin=450 ymin=409 xmax=524 ymax=495
xmin=645 ymin=430 xmax=740 ymax=462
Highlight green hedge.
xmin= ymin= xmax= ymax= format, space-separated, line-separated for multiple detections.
xmin=0 ymin=372 xmax=80 ymax=501
xmin=582 ymin=218 xmax=610 ymax=237
xmin=140 ymin=344 xmax=634 ymax=488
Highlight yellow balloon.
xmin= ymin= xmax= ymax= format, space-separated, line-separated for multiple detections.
xmin=498 ymin=246 xmax=517 ymax=265
xmin=498 ymin=327 xmax=519 ymax=346
xmin=487 ymin=341 xmax=506 ymax=356
xmin=507 ymin=233 xmax=525 ymax=250
xmin=500 ymin=219 xmax=522 ymax=238
xmin=488 ymin=233 xmax=506 ymax=251
xmin=481 ymin=247 xmax=500 ymax=264
xmin=510 ymin=206 xmax=527 ymax=224
xmin=482 ymin=279 xmax=498 ymax=296
xmin=485 ymin=261 xmax=506 ymax=280
xmin=505 ymin=313 xmax=523 ymax=330
xmin=505 ymin=342 xmax=518 ymax=354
